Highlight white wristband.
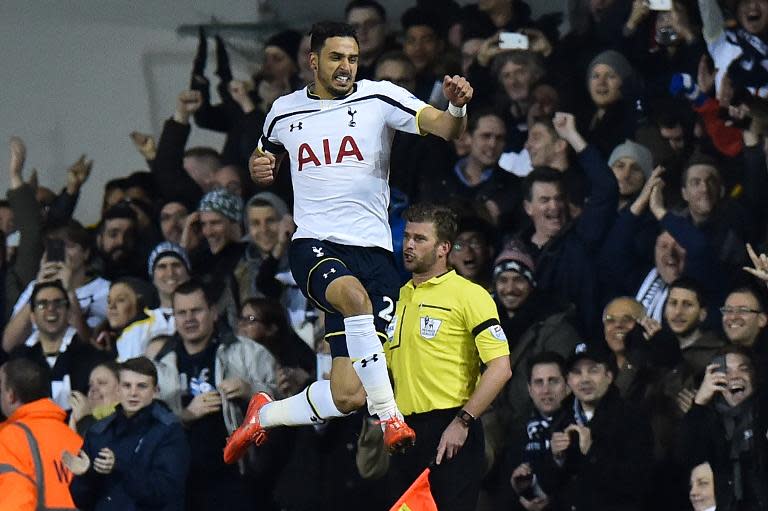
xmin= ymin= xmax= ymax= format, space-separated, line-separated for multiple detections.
xmin=448 ymin=103 xmax=466 ymax=118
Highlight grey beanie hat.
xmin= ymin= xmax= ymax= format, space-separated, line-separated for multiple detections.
xmin=587 ymin=49 xmax=635 ymax=88
xmin=243 ymin=191 xmax=289 ymax=230
xmin=608 ymin=139 xmax=654 ymax=178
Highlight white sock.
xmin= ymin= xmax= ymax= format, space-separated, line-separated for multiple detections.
xmin=259 ymin=380 xmax=346 ymax=428
xmin=345 ymin=314 xmax=400 ymax=420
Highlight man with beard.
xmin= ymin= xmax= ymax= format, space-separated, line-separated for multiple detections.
xmin=681 ymin=346 xmax=768 ymax=510
xmin=95 ymin=203 xmax=143 ymax=280
xmin=491 ymin=244 xmax=580 ymax=422
xmin=385 ymin=203 xmax=511 ymax=511
xmin=226 ymin=21 xmax=475 ymax=461
xmin=664 ymin=278 xmax=726 ymax=376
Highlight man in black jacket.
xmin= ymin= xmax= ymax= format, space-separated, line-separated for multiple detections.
xmin=539 ymin=343 xmax=653 ymax=510
xmin=681 ymin=346 xmax=768 ymax=511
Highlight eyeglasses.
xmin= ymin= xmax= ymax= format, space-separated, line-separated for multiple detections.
xmin=719 ymin=306 xmax=762 ymax=315
xmin=238 ymin=315 xmax=264 ymax=324
xmin=603 ymin=314 xmax=637 ymax=326
xmin=34 ymin=299 xmax=68 ymax=311
xmin=452 ymin=240 xmax=484 ymax=252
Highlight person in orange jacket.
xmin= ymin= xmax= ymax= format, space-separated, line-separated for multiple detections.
xmin=0 ymin=358 xmax=83 ymax=510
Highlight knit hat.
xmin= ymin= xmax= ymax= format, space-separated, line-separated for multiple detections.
xmin=608 ymin=139 xmax=654 ymax=178
xmin=147 ymin=241 xmax=191 ymax=278
xmin=265 ymin=30 xmax=302 ymax=66
xmin=243 ymin=191 xmax=289 ymax=234
xmin=198 ymin=188 xmax=243 ymax=223
xmin=493 ymin=244 xmax=536 ymax=286
xmin=586 ymin=50 xmax=635 ymax=89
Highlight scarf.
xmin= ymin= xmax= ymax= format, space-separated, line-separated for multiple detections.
xmin=636 ymin=268 xmax=668 ymax=321
xmin=715 ymin=396 xmax=755 ymax=501
xmin=725 ymin=28 xmax=768 ymax=95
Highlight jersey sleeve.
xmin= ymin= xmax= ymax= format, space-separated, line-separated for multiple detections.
xmin=463 ymin=286 xmax=510 ymax=364
xmin=257 ymin=103 xmax=288 ymax=155
xmin=377 ymin=81 xmax=430 ymax=136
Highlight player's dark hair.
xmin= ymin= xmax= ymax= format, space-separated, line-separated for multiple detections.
xmin=523 ymin=166 xmax=563 ymax=202
xmin=345 ymin=0 xmax=386 ymax=21
xmin=526 ymin=351 xmax=567 ymax=383
xmin=310 ymin=21 xmax=359 ymax=54
xmin=120 ymin=356 xmax=158 ymax=387
xmin=404 ymin=203 xmax=458 ymax=245
xmin=668 ymin=277 xmax=706 ymax=308
xmin=1 ymin=358 xmax=52 ymax=403
xmin=44 ymin=219 xmax=92 ymax=252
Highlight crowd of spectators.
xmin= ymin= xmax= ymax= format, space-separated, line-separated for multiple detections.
xmin=2 ymin=0 xmax=768 ymax=509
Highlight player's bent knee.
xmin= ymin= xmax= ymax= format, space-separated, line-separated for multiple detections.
xmin=326 ymin=277 xmax=372 ymax=316
xmin=332 ymin=386 xmax=366 ymax=413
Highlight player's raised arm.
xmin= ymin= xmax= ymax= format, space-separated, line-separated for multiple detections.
xmin=249 ymin=147 xmax=285 ymax=186
xmin=417 ymin=75 xmax=473 ymax=141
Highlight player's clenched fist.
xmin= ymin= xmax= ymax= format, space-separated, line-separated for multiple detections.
xmin=249 ymin=149 xmax=276 ymax=185
xmin=442 ymin=75 xmax=473 ymax=108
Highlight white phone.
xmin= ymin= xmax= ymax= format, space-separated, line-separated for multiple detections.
xmin=648 ymin=0 xmax=672 ymax=11
xmin=499 ymin=32 xmax=529 ymax=50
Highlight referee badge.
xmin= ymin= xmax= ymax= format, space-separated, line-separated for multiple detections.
xmin=489 ymin=324 xmax=508 ymax=341
xmin=386 ymin=316 xmax=397 ymax=340
xmin=420 ymin=316 xmax=442 ymax=339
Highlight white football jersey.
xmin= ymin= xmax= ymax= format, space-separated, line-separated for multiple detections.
xmin=259 ymin=79 xmax=429 ymax=251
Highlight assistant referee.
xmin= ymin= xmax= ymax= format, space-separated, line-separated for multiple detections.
xmin=385 ymin=203 xmax=512 ymax=511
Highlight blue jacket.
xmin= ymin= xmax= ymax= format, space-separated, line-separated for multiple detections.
xmin=70 ymin=401 xmax=190 ymax=511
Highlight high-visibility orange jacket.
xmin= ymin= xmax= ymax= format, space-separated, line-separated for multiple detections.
xmin=0 ymin=398 xmax=83 ymax=510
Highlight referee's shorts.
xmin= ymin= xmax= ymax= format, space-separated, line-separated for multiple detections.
xmin=387 ymin=407 xmax=484 ymax=511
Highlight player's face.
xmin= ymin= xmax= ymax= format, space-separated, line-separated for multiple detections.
xmin=403 ymin=221 xmax=446 ymax=275
xmin=311 ymin=36 xmax=359 ymax=98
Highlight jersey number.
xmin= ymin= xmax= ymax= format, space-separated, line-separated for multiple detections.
xmin=378 ymin=296 xmax=394 ymax=323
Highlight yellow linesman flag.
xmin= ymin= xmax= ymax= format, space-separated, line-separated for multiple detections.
xmin=389 ymin=468 xmax=438 ymax=511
